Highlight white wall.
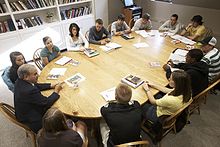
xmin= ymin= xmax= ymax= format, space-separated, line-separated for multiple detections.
xmin=94 ymin=0 xmax=109 ymax=27
xmin=138 ymin=1 xmax=220 ymax=48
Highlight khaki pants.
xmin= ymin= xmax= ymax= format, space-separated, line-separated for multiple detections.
xmin=100 ymin=119 xmax=110 ymax=147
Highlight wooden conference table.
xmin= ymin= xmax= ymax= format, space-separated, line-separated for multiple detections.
xmin=38 ymin=30 xmax=185 ymax=118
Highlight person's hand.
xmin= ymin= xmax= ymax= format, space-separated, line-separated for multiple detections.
xmin=51 ymin=82 xmax=59 ymax=89
xmin=79 ymin=47 xmax=85 ymax=51
xmin=100 ymin=40 xmax=107 ymax=45
xmin=186 ymin=23 xmax=192 ymax=30
xmin=143 ymin=83 xmax=150 ymax=92
xmin=54 ymin=82 xmax=63 ymax=93
xmin=105 ymin=38 xmax=111 ymax=43
xmin=163 ymin=64 xmax=170 ymax=71
xmin=167 ymin=60 xmax=174 ymax=67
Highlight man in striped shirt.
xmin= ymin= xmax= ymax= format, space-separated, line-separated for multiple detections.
xmin=200 ymin=36 xmax=220 ymax=82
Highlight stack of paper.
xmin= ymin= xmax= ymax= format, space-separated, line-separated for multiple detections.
xmin=55 ymin=56 xmax=72 ymax=65
xmin=171 ymin=34 xmax=196 ymax=45
xmin=100 ymin=42 xmax=122 ymax=53
xmin=168 ymin=48 xmax=188 ymax=65
xmin=47 ymin=68 xmax=67 ymax=79
xmin=133 ymin=42 xmax=149 ymax=48
xmin=100 ymin=87 xmax=116 ymax=102
xmin=135 ymin=30 xmax=148 ymax=38
xmin=65 ymin=73 xmax=86 ymax=87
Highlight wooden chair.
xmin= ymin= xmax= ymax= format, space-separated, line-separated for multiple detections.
xmin=203 ymin=27 xmax=213 ymax=39
xmin=189 ymin=78 xmax=220 ymax=115
xmin=116 ymin=140 xmax=149 ymax=147
xmin=141 ymin=99 xmax=193 ymax=146
xmin=129 ymin=18 xmax=135 ymax=29
xmin=85 ymin=30 xmax=89 ymax=41
xmin=33 ymin=48 xmax=43 ymax=70
xmin=107 ymin=23 xmax=112 ymax=34
xmin=0 ymin=102 xmax=36 ymax=147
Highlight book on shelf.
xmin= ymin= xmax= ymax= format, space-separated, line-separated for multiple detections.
xmin=121 ymin=74 xmax=145 ymax=88
xmin=16 ymin=16 xmax=43 ymax=29
xmin=65 ymin=73 xmax=86 ymax=87
xmin=60 ymin=6 xmax=92 ymax=20
xmin=17 ymin=1 xmax=28 ymax=10
xmin=84 ymin=48 xmax=99 ymax=58
xmin=100 ymin=42 xmax=122 ymax=53
xmin=55 ymin=56 xmax=72 ymax=65
xmin=100 ymin=87 xmax=116 ymax=102
xmin=0 ymin=3 xmax=8 ymax=13
xmin=0 ymin=19 xmax=16 ymax=33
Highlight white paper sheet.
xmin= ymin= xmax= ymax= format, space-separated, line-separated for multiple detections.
xmin=100 ymin=87 xmax=116 ymax=102
xmin=133 ymin=43 xmax=149 ymax=48
xmin=55 ymin=56 xmax=72 ymax=65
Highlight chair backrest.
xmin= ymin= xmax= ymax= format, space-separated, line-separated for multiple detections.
xmin=203 ymin=27 xmax=213 ymax=39
xmin=107 ymin=23 xmax=112 ymax=34
xmin=0 ymin=102 xmax=36 ymax=147
xmin=162 ymin=99 xmax=193 ymax=136
xmin=85 ymin=30 xmax=89 ymax=41
xmin=115 ymin=140 xmax=149 ymax=147
xmin=33 ymin=48 xmax=43 ymax=70
xmin=1 ymin=66 xmax=14 ymax=92
xmin=129 ymin=18 xmax=135 ymax=29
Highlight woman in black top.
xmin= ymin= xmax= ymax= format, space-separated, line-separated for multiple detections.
xmin=9 ymin=51 xmax=26 ymax=83
xmin=37 ymin=107 xmax=87 ymax=147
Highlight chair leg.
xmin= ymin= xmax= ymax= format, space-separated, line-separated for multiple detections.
xmin=197 ymin=106 xmax=200 ymax=115
xmin=158 ymin=140 xmax=162 ymax=147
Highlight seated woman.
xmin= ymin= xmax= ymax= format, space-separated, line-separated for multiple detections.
xmin=40 ymin=36 xmax=61 ymax=66
xmin=1 ymin=51 xmax=26 ymax=92
xmin=37 ymin=107 xmax=88 ymax=147
xmin=66 ymin=23 xmax=89 ymax=51
xmin=142 ymin=70 xmax=192 ymax=124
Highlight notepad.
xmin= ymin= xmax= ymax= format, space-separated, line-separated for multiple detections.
xmin=100 ymin=87 xmax=116 ymax=102
xmin=170 ymin=34 xmax=196 ymax=45
xmin=84 ymin=48 xmax=99 ymax=57
xmin=133 ymin=43 xmax=149 ymax=48
xmin=100 ymin=42 xmax=122 ymax=52
xmin=55 ymin=56 xmax=72 ymax=65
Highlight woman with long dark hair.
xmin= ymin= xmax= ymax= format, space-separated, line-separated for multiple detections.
xmin=9 ymin=51 xmax=26 ymax=84
xmin=142 ymin=70 xmax=192 ymax=123
xmin=66 ymin=23 xmax=89 ymax=51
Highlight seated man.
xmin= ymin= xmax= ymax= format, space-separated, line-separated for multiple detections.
xmin=88 ymin=18 xmax=111 ymax=45
xmin=14 ymin=64 xmax=63 ymax=133
xmin=180 ymin=15 xmax=206 ymax=41
xmin=159 ymin=14 xmax=182 ymax=34
xmin=131 ymin=13 xmax=152 ymax=31
xmin=163 ymin=49 xmax=209 ymax=97
xmin=111 ymin=14 xmax=131 ymax=36
xmin=200 ymin=36 xmax=220 ymax=82
xmin=100 ymin=83 xmax=142 ymax=146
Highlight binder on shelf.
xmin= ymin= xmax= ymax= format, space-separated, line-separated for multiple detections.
xmin=18 ymin=1 xmax=28 ymax=10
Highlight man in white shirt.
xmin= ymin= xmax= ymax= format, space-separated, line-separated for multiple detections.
xmin=111 ymin=14 xmax=131 ymax=36
xmin=200 ymin=36 xmax=220 ymax=82
xmin=159 ymin=14 xmax=181 ymax=34
xmin=131 ymin=13 xmax=152 ymax=31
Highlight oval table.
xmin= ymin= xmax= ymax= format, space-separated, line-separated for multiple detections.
xmin=38 ymin=30 xmax=185 ymax=118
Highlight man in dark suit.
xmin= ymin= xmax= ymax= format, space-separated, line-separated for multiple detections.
xmin=14 ymin=64 xmax=63 ymax=133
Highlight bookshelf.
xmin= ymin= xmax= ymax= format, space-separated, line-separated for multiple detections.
xmin=0 ymin=0 xmax=95 ymax=66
